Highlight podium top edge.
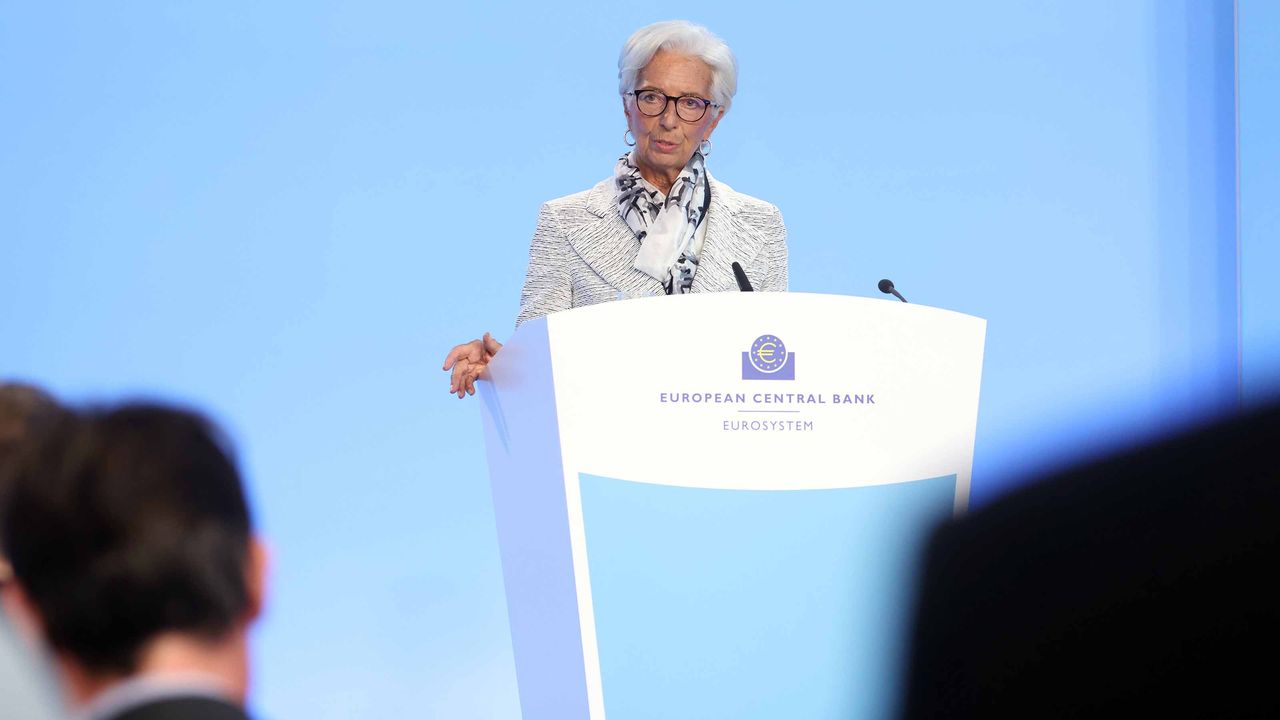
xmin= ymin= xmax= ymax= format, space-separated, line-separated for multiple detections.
xmin=515 ymin=292 xmax=986 ymax=334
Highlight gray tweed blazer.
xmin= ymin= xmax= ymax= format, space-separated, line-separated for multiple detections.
xmin=515 ymin=174 xmax=788 ymax=327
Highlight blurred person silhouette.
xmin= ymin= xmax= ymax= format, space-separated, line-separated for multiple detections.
xmin=1 ymin=403 xmax=267 ymax=720
xmin=1 ymin=381 xmax=65 ymax=585
xmin=0 ymin=382 xmax=66 ymax=720
xmin=898 ymin=399 xmax=1280 ymax=719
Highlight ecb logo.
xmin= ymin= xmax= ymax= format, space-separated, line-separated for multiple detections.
xmin=742 ymin=334 xmax=795 ymax=381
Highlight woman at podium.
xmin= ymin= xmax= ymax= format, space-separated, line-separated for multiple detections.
xmin=444 ymin=20 xmax=789 ymax=397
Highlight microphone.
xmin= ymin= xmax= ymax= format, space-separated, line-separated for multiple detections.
xmin=878 ymin=278 xmax=908 ymax=303
xmin=732 ymin=261 xmax=754 ymax=292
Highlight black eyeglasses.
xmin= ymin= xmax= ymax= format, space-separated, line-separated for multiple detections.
xmin=627 ymin=89 xmax=719 ymax=122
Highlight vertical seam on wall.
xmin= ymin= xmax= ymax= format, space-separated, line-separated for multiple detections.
xmin=1235 ymin=0 xmax=1244 ymax=407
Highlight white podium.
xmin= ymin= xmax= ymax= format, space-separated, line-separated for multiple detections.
xmin=478 ymin=293 xmax=985 ymax=720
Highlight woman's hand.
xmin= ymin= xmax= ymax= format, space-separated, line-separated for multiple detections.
xmin=442 ymin=332 xmax=504 ymax=398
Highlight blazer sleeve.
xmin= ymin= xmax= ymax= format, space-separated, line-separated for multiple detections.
xmin=515 ymin=203 xmax=573 ymax=328
xmin=759 ymin=204 xmax=789 ymax=292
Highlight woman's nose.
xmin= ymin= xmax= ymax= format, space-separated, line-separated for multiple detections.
xmin=659 ymin=102 xmax=680 ymax=127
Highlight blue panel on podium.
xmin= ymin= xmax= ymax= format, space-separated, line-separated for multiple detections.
xmin=579 ymin=473 xmax=957 ymax=719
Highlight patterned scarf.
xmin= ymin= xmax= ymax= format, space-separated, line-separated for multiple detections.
xmin=614 ymin=150 xmax=711 ymax=294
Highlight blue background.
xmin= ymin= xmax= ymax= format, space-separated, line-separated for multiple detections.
xmin=1 ymin=2 xmax=1276 ymax=718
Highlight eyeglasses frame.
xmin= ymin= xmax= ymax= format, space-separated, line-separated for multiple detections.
xmin=625 ymin=89 xmax=721 ymax=122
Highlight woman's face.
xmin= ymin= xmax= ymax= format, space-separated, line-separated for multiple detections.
xmin=624 ymin=51 xmax=724 ymax=192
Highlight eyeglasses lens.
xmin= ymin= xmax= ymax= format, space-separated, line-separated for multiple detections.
xmin=635 ymin=92 xmax=709 ymax=121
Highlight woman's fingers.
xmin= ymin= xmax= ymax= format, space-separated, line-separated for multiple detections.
xmin=444 ymin=334 xmax=501 ymax=398
xmin=457 ymin=362 xmax=484 ymax=397
xmin=482 ymin=332 xmax=504 ymax=358
xmin=442 ymin=343 xmax=470 ymax=371
xmin=450 ymin=355 xmax=479 ymax=396
xmin=449 ymin=359 xmax=468 ymax=395
xmin=443 ymin=338 xmax=484 ymax=370
xmin=451 ymin=358 xmax=490 ymax=397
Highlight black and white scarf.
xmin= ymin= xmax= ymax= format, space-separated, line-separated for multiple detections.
xmin=614 ymin=150 xmax=711 ymax=294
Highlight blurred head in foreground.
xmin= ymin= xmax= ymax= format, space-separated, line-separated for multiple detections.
xmin=0 ymin=383 xmax=61 ymax=451
xmin=0 ymin=382 xmax=65 ymax=589
xmin=898 ymin=399 xmax=1280 ymax=719
xmin=0 ymin=403 xmax=266 ymax=717
xmin=0 ymin=383 xmax=66 ymax=720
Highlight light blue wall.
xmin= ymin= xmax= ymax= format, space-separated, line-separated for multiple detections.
xmin=0 ymin=2 xmax=1264 ymax=719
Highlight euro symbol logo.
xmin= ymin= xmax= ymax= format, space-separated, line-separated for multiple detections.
xmin=747 ymin=334 xmax=789 ymax=374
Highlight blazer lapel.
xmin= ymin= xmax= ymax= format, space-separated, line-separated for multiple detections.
xmin=567 ymin=179 xmax=665 ymax=297
xmin=692 ymin=175 xmax=763 ymax=293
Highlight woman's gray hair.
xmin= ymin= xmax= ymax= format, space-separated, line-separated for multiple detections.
xmin=618 ymin=20 xmax=739 ymax=112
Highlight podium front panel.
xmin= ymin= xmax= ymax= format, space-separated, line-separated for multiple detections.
xmin=481 ymin=293 xmax=985 ymax=720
